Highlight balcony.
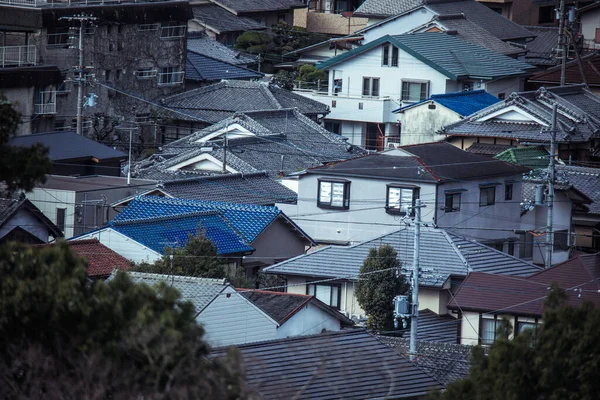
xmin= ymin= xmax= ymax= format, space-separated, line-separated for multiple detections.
xmin=34 ymin=91 xmax=57 ymax=114
xmin=0 ymin=45 xmax=37 ymax=67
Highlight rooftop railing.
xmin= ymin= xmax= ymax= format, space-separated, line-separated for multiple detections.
xmin=0 ymin=45 xmax=37 ymax=67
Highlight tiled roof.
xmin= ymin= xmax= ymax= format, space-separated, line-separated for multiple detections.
xmin=556 ymin=165 xmax=600 ymax=215
xmin=264 ymin=228 xmax=542 ymax=288
xmin=210 ymin=0 xmax=306 ymax=14
xmin=121 ymin=271 xmax=228 ymax=313
xmin=241 ymin=290 xmax=312 ymax=324
xmin=160 ymin=172 xmax=297 ymax=205
xmin=465 ymin=143 xmax=514 ymax=156
xmin=10 ymin=131 xmax=126 ymax=161
xmin=191 ymin=4 xmax=265 ymax=34
xmin=355 ymin=0 xmax=535 ymax=41
xmin=211 ymin=329 xmax=443 ymax=398
xmin=494 ymin=146 xmax=550 ymax=170
xmin=529 ymin=52 xmax=600 ymax=86
xmin=186 ymin=51 xmax=262 ymax=83
xmin=443 ymin=85 xmax=600 ymax=144
xmin=395 ymin=90 xmax=500 ymax=116
xmin=523 ymin=26 xmax=560 ymax=67
xmin=378 ymin=336 xmax=477 ymax=386
xmin=110 ymin=210 xmax=254 ymax=255
xmin=187 ymin=33 xmax=257 ymax=65
xmin=161 ymin=80 xmax=329 ymax=123
xmin=0 ymin=197 xmax=23 ymax=228
xmin=395 ymin=309 xmax=459 ymax=343
xmin=112 ymin=195 xmax=281 ymax=243
xmin=318 ymin=33 xmax=534 ymax=80
xmin=134 ymin=109 xmax=365 ymax=179
xmin=67 ymin=239 xmax=131 ymax=278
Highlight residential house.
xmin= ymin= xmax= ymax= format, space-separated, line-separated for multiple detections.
xmin=27 ymin=175 xmax=157 ymax=239
xmin=188 ymin=3 xmax=266 ymax=46
xmin=448 ymin=252 xmax=600 ymax=346
xmin=201 ymin=0 xmax=306 ymax=31
xmin=210 ymin=329 xmax=443 ymax=399
xmin=187 ymin=33 xmax=257 ymax=68
xmin=120 ymin=272 xmax=351 ymax=347
xmin=293 ymin=2 xmax=368 ymax=36
xmin=494 ymin=146 xmax=551 ymax=170
xmin=43 ymin=238 xmax=131 ymax=279
xmin=476 ymin=0 xmax=592 ymax=27
xmin=0 ymin=195 xmax=62 ymax=244
xmin=442 ymin=85 xmax=600 ymax=164
xmin=279 ymin=142 xmax=529 ymax=246
xmin=157 ymin=80 xmax=330 ymax=142
xmin=528 ymin=53 xmax=600 ymax=94
xmin=186 ymin=49 xmax=262 ymax=89
xmin=112 ymin=172 xmax=298 ymax=209
xmin=133 ymin=109 xmax=366 ymax=180
xmin=264 ymin=227 xmax=542 ymax=319
xmin=464 ymin=143 xmax=515 ymax=157
xmin=522 ymin=26 xmax=560 ymax=68
xmin=301 ymin=32 xmax=533 ymax=150
xmin=10 ymin=131 xmax=126 ymax=177
xmin=577 ymin=2 xmax=600 ymax=51
xmin=394 ymin=90 xmax=500 ymax=146
xmin=78 ymin=196 xmax=315 ymax=273
xmin=280 ymin=36 xmax=363 ymax=70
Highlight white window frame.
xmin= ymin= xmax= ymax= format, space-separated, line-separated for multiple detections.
xmin=160 ymin=22 xmax=186 ymax=39
xmin=135 ymin=68 xmax=158 ymax=79
xmin=386 ymin=185 xmax=418 ymax=215
xmin=362 ymin=76 xmax=380 ymax=98
xmin=157 ymin=67 xmax=184 ymax=86
xmin=139 ymin=23 xmax=159 ymax=32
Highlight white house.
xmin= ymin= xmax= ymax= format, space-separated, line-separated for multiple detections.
xmin=296 ymin=32 xmax=533 ymax=150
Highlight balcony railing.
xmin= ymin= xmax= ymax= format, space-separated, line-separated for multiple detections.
xmin=0 ymin=45 xmax=37 ymax=67
xmin=34 ymin=91 xmax=57 ymax=114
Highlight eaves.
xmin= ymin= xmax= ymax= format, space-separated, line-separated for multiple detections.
xmin=305 ymin=169 xmax=439 ymax=183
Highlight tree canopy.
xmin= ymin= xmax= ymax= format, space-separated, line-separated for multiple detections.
xmin=0 ymin=93 xmax=51 ymax=195
xmin=427 ymin=287 xmax=600 ymax=400
xmin=0 ymin=241 xmax=254 ymax=399
xmin=355 ymin=244 xmax=409 ymax=331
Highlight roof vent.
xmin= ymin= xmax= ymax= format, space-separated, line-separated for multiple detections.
xmin=446 ymin=30 xmax=459 ymax=36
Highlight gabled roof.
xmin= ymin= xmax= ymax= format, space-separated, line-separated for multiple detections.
xmin=120 ymin=271 xmax=229 ymax=313
xmin=556 ymin=165 xmax=600 ymax=215
xmin=110 ymin=210 xmax=254 ymax=255
xmin=160 ymin=80 xmax=329 ymax=123
xmin=113 ymin=195 xmax=280 ymax=244
xmin=187 ymin=33 xmax=257 ymax=65
xmin=186 ymin=51 xmax=262 ymax=83
xmin=134 ymin=109 xmax=365 ymax=180
xmin=394 ymin=90 xmax=500 ymax=116
xmin=240 ymin=290 xmax=353 ymax=325
xmin=494 ymin=146 xmax=550 ymax=170
xmin=191 ymin=4 xmax=265 ymax=34
xmin=523 ymin=26 xmax=560 ymax=67
xmin=10 ymin=131 xmax=126 ymax=162
xmin=0 ymin=195 xmax=62 ymax=239
xmin=355 ymin=0 xmax=535 ymax=41
xmin=211 ymin=329 xmax=443 ymax=398
xmin=317 ymin=33 xmax=534 ymax=80
xmin=443 ymin=85 xmax=600 ymax=144
xmin=264 ymin=228 xmax=542 ymax=288
xmin=448 ymin=253 xmax=600 ymax=316
xmin=529 ymin=52 xmax=600 ymax=87
xmin=210 ymin=0 xmax=306 ymax=14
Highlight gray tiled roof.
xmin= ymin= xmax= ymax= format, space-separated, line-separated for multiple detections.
xmin=123 ymin=272 xmax=228 ymax=313
xmin=134 ymin=109 xmax=366 ymax=179
xmin=161 ymin=80 xmax=329 ymax=123
xmin=523 ymin=26 xmax=559 ymax=66
xmin=443 ymin=85 xmax=600 ymax=144
xmin=394 ymin=309 xmax=459 ymax=343
xmin=191 ymin=4 xmax=265 ymax=34
xmin=160 ymin=172 xmax=297 ymax=205
xmin=466 ymin=143 xmax=515 ymax=156
xmin=355 ymin=0 xmax=421 ymax=17
xmin=188 ymin=34 xmax=257 ymax=65
xmin=211 ymin=329 xmax=443 ymax=398
xmin=186 ymin=51 xmax=262 ymax=83
xmin=557 ymin=165 xmax=600 ymax=215
xmin=264 ymin=228 xmax=542 ymax=288
xmin=211 ymin=0 xmax=306 ymax=14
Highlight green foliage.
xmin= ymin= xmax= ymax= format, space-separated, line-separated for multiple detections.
xmin=355 ymin=244 xmax=409 ymax=331
xmin=273 ymin=70 xmax=297 ymax=90
xmin=297 ymin=64 xmax=327 ymax=83
xmin=0 ymin=93 xmax=51 ymax=195
xmin=234 ymin=31 xmax=272 ymax=54
xmin=427 ymin=286 xmax=600 ymax=400
xmin=132 ymin=232 xmax=226 ymax=279
xmin=0 ymin=241 xmax=254 ymax=398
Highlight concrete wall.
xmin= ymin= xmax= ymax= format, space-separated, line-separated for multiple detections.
xmin=400 ymin=103 xmax=460 ymax=145
xmin=75 ymin=228 xmax=162 ymax=264
xmin=581 ymin=8 xmax=600 ymax=44
xmin=278 ymin=173 xmax=437 ymax=244
xmin=250 ymin=218 xmax=309 ymax=266
xmin=276 ymin=301 xmax=342 ymax=338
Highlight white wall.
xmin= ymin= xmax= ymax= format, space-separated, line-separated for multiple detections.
xmin=400 ymin=103 xmax=460 ymax=145
xmin=361 ymin=8 xmax=437 ymax=43
xmin=276 ymin=302 xmax=342 ymax=338
xmin=581 ymin=9 xmax=600 ymax=45
xmin=74 ymin=228 xmax=162 ymax=264
xmin=198 ymin=289 xmax=277 ymax=347
xmin=28 ymin=188 xmax=76 ymax=238
xmin=460 ymin=311 xmax=480 ymax=346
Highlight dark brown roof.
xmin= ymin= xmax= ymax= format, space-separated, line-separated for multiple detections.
xmin=529 ymin=52 xmax=600 ymax=87
xmin=466 ymin=143 xmax=515 ymax=156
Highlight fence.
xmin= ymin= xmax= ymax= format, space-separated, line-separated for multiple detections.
xmin=0 ymin=45 xmax=36 ymax=67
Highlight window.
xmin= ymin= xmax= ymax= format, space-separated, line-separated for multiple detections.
xmin=56 ymin=208 xmax=66 ymax=233
xmin=386 ymin=185 xmax=418 ymax=215
xmin=520 ymin=232 xmax=534 ymax=258
xmin=382 ymin=44 xmax=399 ymax=67
xmin=105 ymin=70 xmax=112 ymax=81
xmin=160 ymin=21 xmax=186 ymax=39
xmin=554 ymin=229 xmax=569 ymax=251
xmin=362 ymin=77 xmax=380 ymax=97
xmin=505 ymin=183 xmax=513 ymax=201
xmin=382 ymin=45 xmax=389 ymax=66
xmin=307 ymin=283 xmax=340 ymax=308
xmin=135 ymin=68 xmax=157 ymax=79
xmin=444 ymin=192 xmax=462 ymax=212
xmin=391 ymin=46 xmax=399 ymax=67
xmin=517 ymin=321 xmax=538 ymax=334
xmin=401 ymin=80 xmax=429 ymax=102
xmin=479 ymin=186 xmax=496 ymax=206
xmin=480 ymin=317 xmax=497 ymax=345
xmin=115 ymin=69 xmax=121 ymax=81
xmin=358 ymin=102 xmax=364 ymax=110
xmin=507 ymin=241 xmax=515 ymax=256
xmin=158 ymin=66 xmax=184 ymax=86
xmin=139 ymin=23 xmax=159 ymax=31
xmin=538 ymin=5 xmax=554 ymax=24
xmin=34 ymin=87 xmax=56 ymax=115
xmin=324 ymin=121 xmax=341 ymax=134
xmin=318 ymin=180 xmax=350 ymax=209
xmin=47 ymin=27 xmax=70 ymax=47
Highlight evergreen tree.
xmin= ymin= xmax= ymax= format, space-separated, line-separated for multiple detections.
xmin=355 ymin=244 xmax=409 ymax=331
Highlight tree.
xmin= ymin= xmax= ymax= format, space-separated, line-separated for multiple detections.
xmin=297 ymin=64 xmax=327 ymax=84
xmin=427 ymin=286 xmax=600 ymax=400
xmin=272 ymin=70 xmax=297 ymax=90
xmin=0 ymin=93 xmax=52 ymax=195
xmin=355 ymin=244 xmax=409 ymax=331
xmin=0 ymin=240 xmax=255 ymax=399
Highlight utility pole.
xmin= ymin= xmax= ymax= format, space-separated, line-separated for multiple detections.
xmin=557 ymin=0 xmax=567 ymax=85
xmin=545 ymin=104 xmax=557 ymax=269
xmin=222 ymin=123 xmax=229 ymax=173
xmin=127 ymin=127 xmax=133 ymax=185
xmin=409 ymin=198 xmax=423 ymax=360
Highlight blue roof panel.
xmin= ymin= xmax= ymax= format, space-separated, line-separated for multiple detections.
xmin=393 ymin=90 xmax=500 ymax=115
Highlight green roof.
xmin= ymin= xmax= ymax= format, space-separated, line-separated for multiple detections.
xmin=494 ymin=146 xmax=550 ymax=170
xmin=317 ymin=32 xmax=535 ymax=80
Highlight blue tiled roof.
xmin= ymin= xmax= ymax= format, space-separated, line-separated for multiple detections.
xmin=112 ymin=196 xmax=281 ymax=243
xmin=110 ymin=211 xmax=253 ymax=255
xmin=394 ymin=90 xmax=501 ymax=116
xmin=186 ymin=51 xmax=262 ymax=83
